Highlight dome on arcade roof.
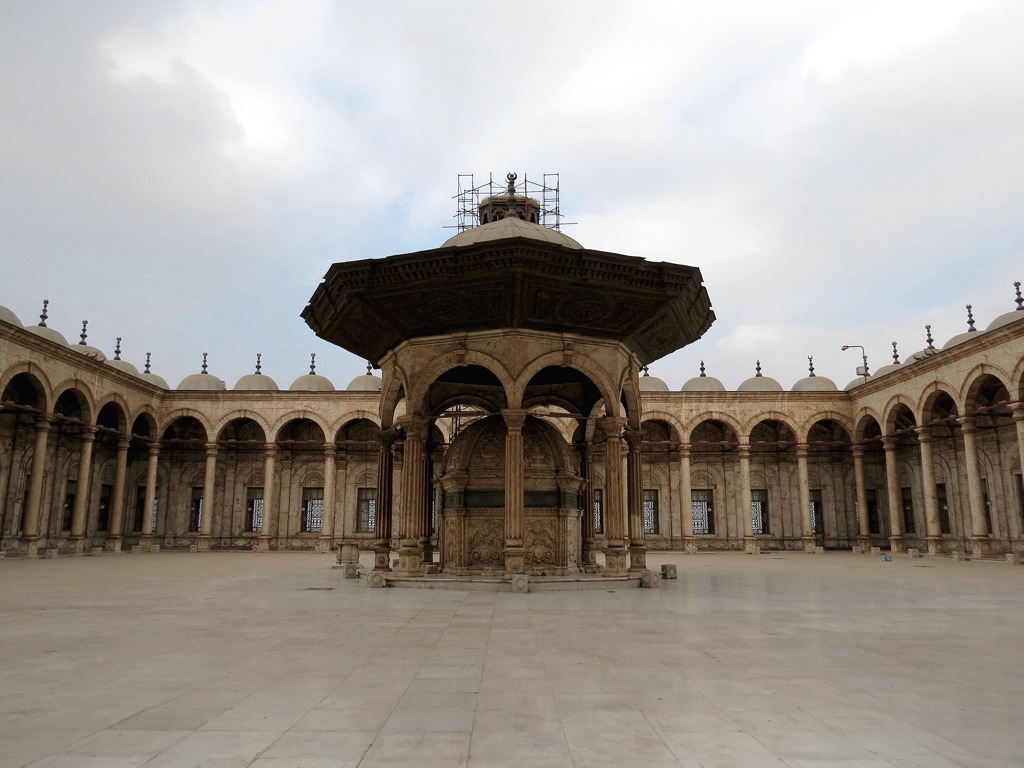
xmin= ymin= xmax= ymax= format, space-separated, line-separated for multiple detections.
xmin=347 ymin=362 xmax=382 ymax=392
xmin=681 ymin=361 xmax=725 ymax=392
xmin=0 ymin=305 xmax=22 ymax=327
xmin=737 ymin=362 xmax=782 ymax=392
xmin=869 ymin=342 xmax=904 ymax=379
xmin=986 ymin=282 xmax=1024 ymax=331
xmin=137 ymin=353 xmax=169 ymax=389
xmin=234 ymin=355 xmax=279 ymax=391
xmin=24 ymin=300 xmax=68 ymax=345
xmin=106 ymin=338 xmax=140 ymax=376
xmin=943 ymin=305 xmax=982 ymax=349
xmin=70 ymin=320 xmax=106 ymax=362
xmin=177 ymin=354 xmax=226 ymax=391
xmin=289 ymin=354 xmax=335 ymax=392
xmin=791 ymin=357 xmax=837 ymax=391
xmin=442 ymin=216 xmax=583 ymax=250
xmin=844 ymin=375 xmax=871 ymax=390
xmin=638 ymin=367 xmax=669 ymax=392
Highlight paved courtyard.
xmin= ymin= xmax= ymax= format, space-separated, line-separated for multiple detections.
xmin=1 ymin=550 xmax=1022 ymax=768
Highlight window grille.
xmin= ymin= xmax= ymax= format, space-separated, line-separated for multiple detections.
xmin=246 ymin=487 xmax=264 ymax=533
xmin=751 ymin=489 xmax=769 ymax=534
xmin=357 ymin=487 xmax=377 ymax=533
xmin=593 ymin=488 xmax=604 ymax=534
xmin=150 ymin=492 xmax=159 ymax=534
xmin=190 ymin=487 xmax=204 ymax=532
xmin=133 ymin=486 xmax=146 ymax=531
xmin=302 ymin=487 xmax=324 ymax=533
xmin=901 ymin=486 xmax=915 ymax=534
xmin=866 ymin=488 xmax=879 ymax=534
xmin=63 ymin=480 xmax=76 ymax=531
xmin=98 ymin=484 xmax=113 ymax=532
xmin=691 ymin=489 xmax=713 ymax=534
xmin=643 ymin=489 xmax=659 ymax=534
xmin=809 ymin=489 xmax=824 ymax=535
xmin=936 ymin=483 xmax=950 ymax=534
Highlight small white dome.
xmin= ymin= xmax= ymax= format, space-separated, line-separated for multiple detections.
xmin=26 ymin=325 xmax=69 ymax=346
xmin=141 ymin=372 xmax=170 ymax=389
xmin=907 ymin=347 xmax=938 ymax=364
xmin=0 ymin=305 xmax=22 ymax=327
xmin=442 ymin=217 xmax=583 ymax=250
xmin=681 ymin=375 xmax=725 ymax=392
xmin=943 ymin=330 xmax=979 ymax=349
xmin=290 ymin=373 xmax=335 ymax=392
xmin=234 ymin=373 xmax=279 ymax=391
xmin=845 ymin=375 xmax=871 ymax=390
xmin=347 ymin=373 xmax=382 ymax=392
xmin=738 ymin=375 xmax=783 ymax=392
xmin=639 ymin=373 xmax=669 ymax=392
xmin=72 ymin=343 xmax=106 ymax=362
xmin=871 ymin=363 xmax=902 ymax=379
xmin=986 ymin=310 xmax=1024 ymax=331
xmin=177 ymin=372 xmax=226 ymax=391
xmin=792 ymin=376 xmax=838 ymax=392
xmin=107 ymin=358 xmax=141 ymax=376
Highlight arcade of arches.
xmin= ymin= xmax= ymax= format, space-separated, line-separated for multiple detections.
xmin=2 ymin=304 xmax=1023 ymax=567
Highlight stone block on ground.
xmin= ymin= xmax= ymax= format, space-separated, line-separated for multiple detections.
xmin=660 ymin=563 xmax=677 ymax=579
xmin=511 ymin=573 xmax=529 ymax=593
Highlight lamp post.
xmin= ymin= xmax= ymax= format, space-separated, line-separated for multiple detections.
xmin=841 ymin=345 xmax=869 ymax=382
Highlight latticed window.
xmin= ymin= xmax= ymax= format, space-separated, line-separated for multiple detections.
xmin=63 ymin=480 xmax=76 ymax=531
xmin=97 ymin=484 xmax=113 ymax=532
xmin=751 ymin=489 xmax=769 ymax=535
xmin=150 ymin=491 xmax=159 ymax=533
xmin=189 ymin=487 xmax=204 ymax=532
xmin=1015 ymin=475 xmax=1024 ymax=530
xmin=866 ymin=489 xmax=879 ymax=534
xmin=133 ymin=486 xmax=146 ymax=531
xmin=246 ymin=487 xmax=264 ymax=533
xmin=809 ymin=489 xmax=824 ymax=535
xmin=301 ymin=487 xmax=324 ymax=533
xmin=691 ymin=488 xmax=714 ymax=535
xmin=643 ymin=489 xmax=659 ymax=534
xmin=357 ymin=487 xmax=377 ymax=533
xmin=901 ymin=487 xmax=915 ymax=534
xmin=937 ymin=483 xmax=950 ymax=534
xmin=593 ymin=489 xmax=604 ymax=534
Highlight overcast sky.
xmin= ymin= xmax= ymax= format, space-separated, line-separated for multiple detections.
xmin=2 ymin=0 xmax=1022 ymax=392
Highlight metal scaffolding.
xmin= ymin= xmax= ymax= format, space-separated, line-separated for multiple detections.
xmin=451 ymin=172 xmax=568 ymax=232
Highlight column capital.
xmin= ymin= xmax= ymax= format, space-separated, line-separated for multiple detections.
xmin=323 ymin=442 xmax=337 ymax=458
xmin=916 ymin=425 xmax=932 ymax=442
xmin=378 ymin=426 xmax=401 ymax=450
xmin=148 ymin=442 xmax=161 ymax=457
xmin=501 ymin=409 xmax=528 ymax=433
xmin=957 ymin=415 xmax=976 ymax=432
xmin=1011 ymin=403 xmax=1024 ymax=422
xmin=679 ymin=443 xmax=691 ymax=460
xmin=398 ymin=415 xmax=430 ymax=442
xmin=204 ymin=441 xmax=219 ymax=454
xmin=81 ymin=425 xmax=98 ymax=441
xmin=623 ymin=428 xmax=643 ymax=450
xmin=795 ymin=443 xmax=808 ymax=458
xmin=737 ymin=443 xmax=750 ymax=458
xmin=116 ymin=437 xmax=131 ymax=451
xmin=35 ymin=414 xmax=53 ymax=431
xmin=882 ymin=435 xmax=898 ymax=451
xmin=851 ymin=444 xmax=864 ymax=458
xmin=263 ymin=441 xmax=278 ymax=456
xmin=599 ymin=416 xmax=626 ymax=439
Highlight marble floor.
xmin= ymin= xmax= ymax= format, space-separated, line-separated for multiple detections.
xmin=1 ymin=550 xmax=1022 ymax=768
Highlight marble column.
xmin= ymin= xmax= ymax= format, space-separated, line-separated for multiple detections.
xmin=602 ymin=416 xmax=628 ymax=575
xmin=197 ymin=442 xmax=218 ymax=550
xmin=19 ymin=416 xmax=51 ymax=557
xmin=68 ymin=426 xmax=98 ymax=555
xmin=852 ymin=445 xmax=870 ymax=550
xmin=739 ymin=442 xmax=754 ymax=552
xmin=140 ymin=443 xmax=160 ymax=549
xmin=502 ymin=410 xmax=527 ymax=575
xmin=373 ymin=428 xmax=397 ymax=571
xmin=917 ymin=427 xmax=943 ymax=555
xmin=882 ymin=437 xmax=905 ymax=552
xmin=959 ymin=416 xmax=990 ymax=555
xmin=679 ymin=444 xmax=694 ymax=552
xmin=258 ymin=444 xmax=276 ymax=551
xmin=580 ymin=444 xmax=600 ymax=572
xmin=318 ymin=444 xmax=336 ymax=553
xmin=625 ymin=428 xmax=646 ymax=571
xmin=796 ymin=444 xmax=814 ymax=551
xmin=104 ymin=438 xmax=130 ymax=552
xmin=397 ymin=417 xmax=428 ymax=576
xmin=1014 ymin=407 xmax=1024 ymax=534
xmin=667 ymin=446 xmax=682 ymax=550
xmin=420 ymin=444 xmax=436 ymax=568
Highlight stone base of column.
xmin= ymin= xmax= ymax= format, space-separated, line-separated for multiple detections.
xmin=926 ymin=536 xmax=945 ymax=556
xmin=581 ymin=537 xmax=602 ymax=573
xmin=802 ymin=536 xmax=817 ymax=553
xmin=888 ymin=535 xmax=906 ymax=554
xmin=504 ymin=545 xmax=525 ymax=576
xmin=66 ymin=538 xmax=87 ymax=556
xmin=103 ymin=537 xmax=123 ymax=553
xmin=336 ymin=541 xmax=360 ymax=576
xmin=138 ymin=534 xmax=153 ymax=552
xmin=419 ymin=536 xmax=434 ymax=567
xmin=628 ymin=544 xmax=647 ymax=572
xmin=857 ymin=535 xmax=873 ymax=551
xmin=372 ymin=542 xmax=392 ymax=571
xmin=195 ymin=535 xmax=212 ymax=552
xmin=256 ymin=535 xmax=271 ymax=552
xmin=17 ymin=537 xmax=40 ymax=557
xmin=315 ymin=535 xmax=333 ymax=554
xmin=682 ymin=536 xmax=697 ymax=554
xmin=743 ymin=536 xmax=759 ymax=554
xmin=604 ymin=542 xmax=628 ymax=576
xmin=396 ymin=541 xmax=423 ymax=576
xmin=970 ymin=536 xmax=992 ymax=557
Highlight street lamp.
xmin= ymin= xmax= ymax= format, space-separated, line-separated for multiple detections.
xmin=841 ymin=345 xmax=869 ymax=381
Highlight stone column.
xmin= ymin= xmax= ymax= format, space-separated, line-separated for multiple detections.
xmin=918 ymin=427 xmax=943 ymax=555
xmin=373 ymin=428 xmax=397 ymax=571
xmin=104 ymin=438 xmax=130 ymax=552
xmin=882 ymin=437 xmax=905 ymax=552
xmin=197 ymin=442 xmax=218 ymax=550
xmin=502 ymin=410 xmax=527 ymax=575
xmin=625 ymin=428 xmax=646 ymax=571
xmin=397 ymin=418 xmax=428 ymax=576
xmin=959 ymin=417 xmax=990 ymax=555
xmin=140 ymin=443 xmax=159 ymax=549
xmin=852 ymin=445 xmax=870 ymax=550
xmin=258 ymin=444 xmax=276 ymax=551
xmin=420 ymin=444 xmax=436 ymax=568
xmin=739 ymin=442 xmax=754 ymax=552
xmin=68 ymin=426 xmax=98 ymax=555
xmin=318 ymin=443 xmax=336 ymax=553
xmin=19 ymin=416 xmax=51 ymax=557
xmin=796 ymin=444 xmax=814 ymax=551
xmin=679 ymin=444 xmax=694 ymax=552
xmin=602 ymin=416 xmax=628 ymax=575
xmin=580 ymin=444 xmax=600 ymax=572
xmin=1014 ymin=407 xmax=1024 ymax=536
xmin=667 ymin=446 xmax=682 ymax=550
